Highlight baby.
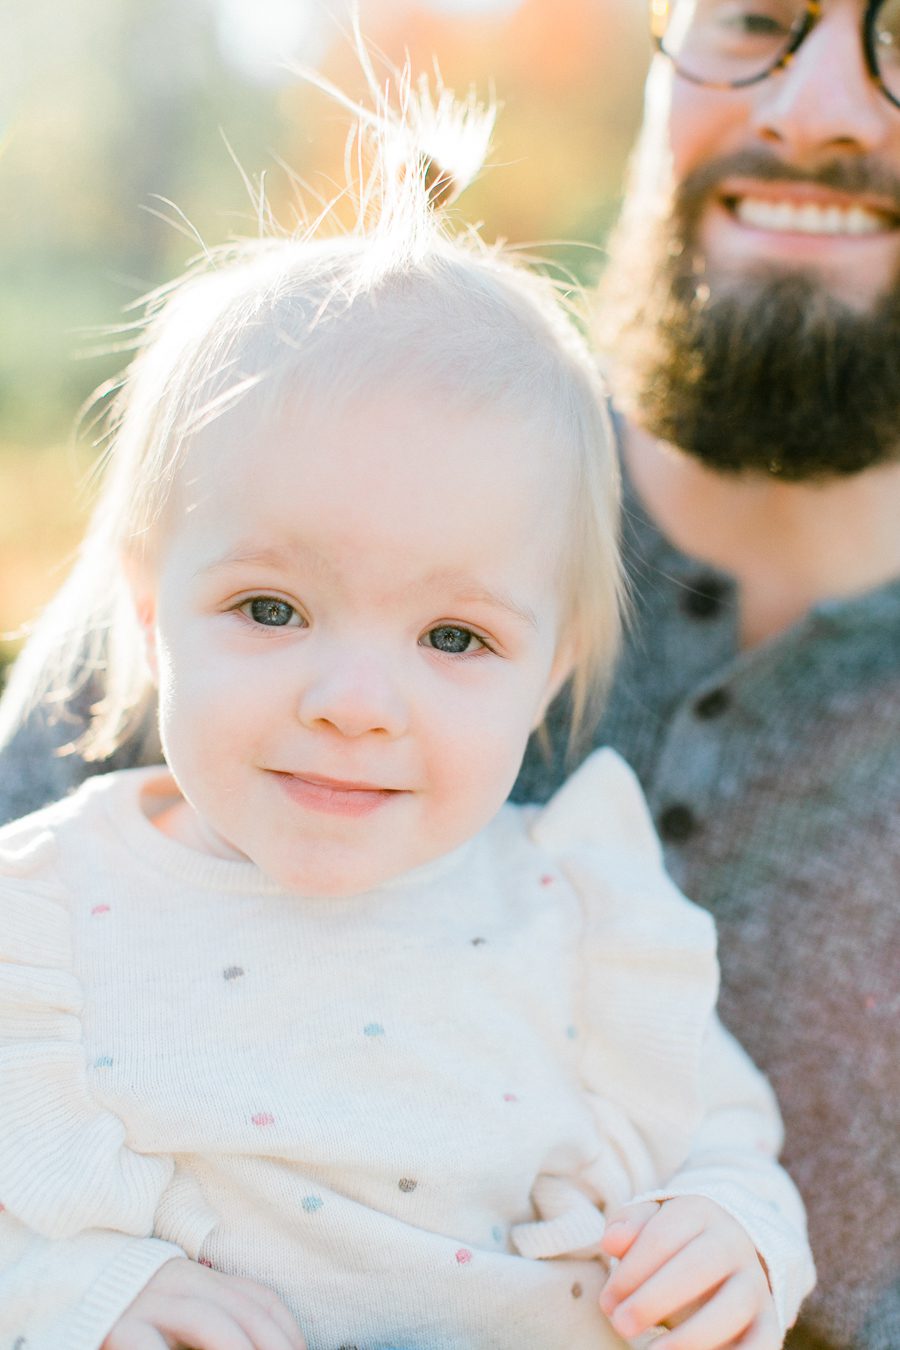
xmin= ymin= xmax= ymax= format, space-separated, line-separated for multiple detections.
xmin=0 ymin=75 xmax=813 ymax=1350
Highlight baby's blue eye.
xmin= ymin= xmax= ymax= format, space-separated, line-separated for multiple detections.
xmin=244 ymin=597 xmax=298 ymax=627
xmin=423 ymin=625 xmax=484 ymax=654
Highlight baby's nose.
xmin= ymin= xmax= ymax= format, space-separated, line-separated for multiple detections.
xmin=296 ymin=650 xmax=409 ymax=739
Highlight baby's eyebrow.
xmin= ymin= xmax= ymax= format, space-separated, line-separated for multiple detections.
xmin=198 ymin=549 xmax=539 ymax=630
xmin=197 ymin=540 xmax=327 ymax=578
xmin=457 ymin=589 xmax=538 ymax=631
xmin=420 ymin=570 xmax=539 ymax=631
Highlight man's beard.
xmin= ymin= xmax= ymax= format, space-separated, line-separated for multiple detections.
xmin=597 ymin=149 xmax=900 ymax=481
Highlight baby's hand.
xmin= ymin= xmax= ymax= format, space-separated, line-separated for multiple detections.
xmin=598 ymin=1196 xmax=779 ymax=1349
xmin=101 ymin=1256 xmax=307 ymax=1350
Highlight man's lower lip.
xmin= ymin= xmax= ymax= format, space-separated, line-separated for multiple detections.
xmin=271 ymin=773 xmax=398 ymax=817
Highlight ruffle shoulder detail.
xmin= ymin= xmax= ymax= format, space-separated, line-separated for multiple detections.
xmin=0 ymin=821 xmax=173 ymax=1241
xmin=530 ymin=748 xmax=719 ymax=1202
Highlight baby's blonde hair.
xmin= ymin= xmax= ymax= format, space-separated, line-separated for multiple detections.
xmin=0 ymin=63 xmax=622 ymax=764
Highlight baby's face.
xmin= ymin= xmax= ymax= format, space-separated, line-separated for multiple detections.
xmin=136 ymin=383 xmax=572 ymax=895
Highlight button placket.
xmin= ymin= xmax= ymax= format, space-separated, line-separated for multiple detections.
xmin=694 ymin=687 xmax=731 ymax=719
xmin=648 ymin=675 xmax=740 ymax=872
xmin=680 ymin=573 xmax=731 ymax=620
xmin=658 ymin=802 xmax=699 ymax=843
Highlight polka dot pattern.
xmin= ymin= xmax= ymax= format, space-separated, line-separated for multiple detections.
xmin=6 ymin=743 xmax=772 ymax=1349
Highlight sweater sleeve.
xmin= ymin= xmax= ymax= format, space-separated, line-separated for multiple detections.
xmin=0 ymin=824 xmax=184 ymax=1350
xmin=635 ymin=1019 xmax=816 ymax=1338
xmin=527 ymin=748 xmax=816 ymax=1337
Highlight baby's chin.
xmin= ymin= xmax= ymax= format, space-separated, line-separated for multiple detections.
xmin=257 ymin=853 xmax=420 ymax=899
xmin=253 ymin=830 xmax=473 ymax=899
xmin=160 ymin=785 xmax=479 ymax=896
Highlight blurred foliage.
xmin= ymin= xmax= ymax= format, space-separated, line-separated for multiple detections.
xmin=0 ymin=0 xmax=649 ymax=666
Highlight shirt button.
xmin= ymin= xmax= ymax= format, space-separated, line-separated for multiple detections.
xmin=681 ymin=574 xmax=729 ymax=619
xmin=658 ymin=803 xmax=699 ymax=843
xmin=694 ymin=687 xmax=731 ymax=719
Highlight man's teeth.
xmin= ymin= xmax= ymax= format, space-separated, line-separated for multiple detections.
xmin=734 ymin=197 xmax=885 ymax=236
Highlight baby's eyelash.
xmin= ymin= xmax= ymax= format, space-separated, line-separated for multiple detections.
xmin=420 ymin=624 xmax=493 ymax=656
xmin=236 ymin=597 xmax=305 ymax=629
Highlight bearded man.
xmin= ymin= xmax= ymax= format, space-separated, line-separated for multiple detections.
xmin=521 ymin=4 xmax=900 ymax=1345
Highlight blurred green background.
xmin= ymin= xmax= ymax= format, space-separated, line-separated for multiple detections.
xmin=0 ymin=0 xmax=649 ymax=673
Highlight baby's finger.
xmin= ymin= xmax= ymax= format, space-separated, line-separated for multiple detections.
xmin=165 ymin=1263 xmax=306 ymax=1350
xmin=220 ymin=1271 xmax=308 ymax=1348
xmin=635 ymin=1269 xmax=765 ymax=1350
xmin=102 ymin=1323 xmax=169 ymax=1350
xmin=605 ymin=1231 xmax=748 ymax=1340
xmin=728 ymin=1307 xmax=782 ymax=1350
xmin=601 ymin=1201 xmax=662 ymax=1259
xmin=139 ymin=1295 xmax=256 ymax=1350
xmin=191 ymin=1287 xmax=305 ymax=1350
xmin=600 ymin=1201 xmax=707 ymax=1312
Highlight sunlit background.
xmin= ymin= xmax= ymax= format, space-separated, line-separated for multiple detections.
xmin=0 ymin=0 xmax=650 ymax=671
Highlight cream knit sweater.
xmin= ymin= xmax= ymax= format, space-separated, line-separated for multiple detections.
xmin=0 ymin=750 xmax=814 ymax=1350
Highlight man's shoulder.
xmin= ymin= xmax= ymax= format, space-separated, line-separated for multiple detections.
xmin=0 ymin=765 xmax=154 ymax=857
xmin=0 ymin=698 xmax=162 ymax=828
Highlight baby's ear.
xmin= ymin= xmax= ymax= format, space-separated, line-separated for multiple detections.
xmin=122 ymin=551 xmax=159 ymax=685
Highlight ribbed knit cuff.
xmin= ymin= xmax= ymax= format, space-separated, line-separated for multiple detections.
xmin=50 ymin=1238 xmax=185 ymax=1350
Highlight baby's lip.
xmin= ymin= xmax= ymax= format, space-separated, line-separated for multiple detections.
xmin=273 ymin=770 xmax=404 ymax=793
xmin=268 ymin=770 xmax=407 ymax=818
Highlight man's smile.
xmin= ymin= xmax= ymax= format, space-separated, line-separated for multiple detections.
xmin=731 ymin=197 xmax=890 ymax=236
xmin=697 ymin=175 xmax=900 ymax=287
xmin=716 ymin=179 xmax=900 ymax=240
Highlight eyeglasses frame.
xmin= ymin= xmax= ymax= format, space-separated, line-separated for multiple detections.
xmin=649 ymin=0 xmax=900 ymax=109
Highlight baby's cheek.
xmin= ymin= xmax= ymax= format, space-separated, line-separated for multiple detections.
xmin=431 ymin=707 xmax=529 ymax=832
xmin=159 ymin=672 xmax=252 ymax=790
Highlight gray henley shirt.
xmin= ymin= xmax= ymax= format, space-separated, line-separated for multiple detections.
xmin=516 ymin=462 xmax=900 ymax=1350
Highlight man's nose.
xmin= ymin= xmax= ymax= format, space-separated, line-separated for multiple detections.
xmin=751 ymin=7 xmax=890 ymax=158
xmin=296 ymin=645 xmax=409 ymax=740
